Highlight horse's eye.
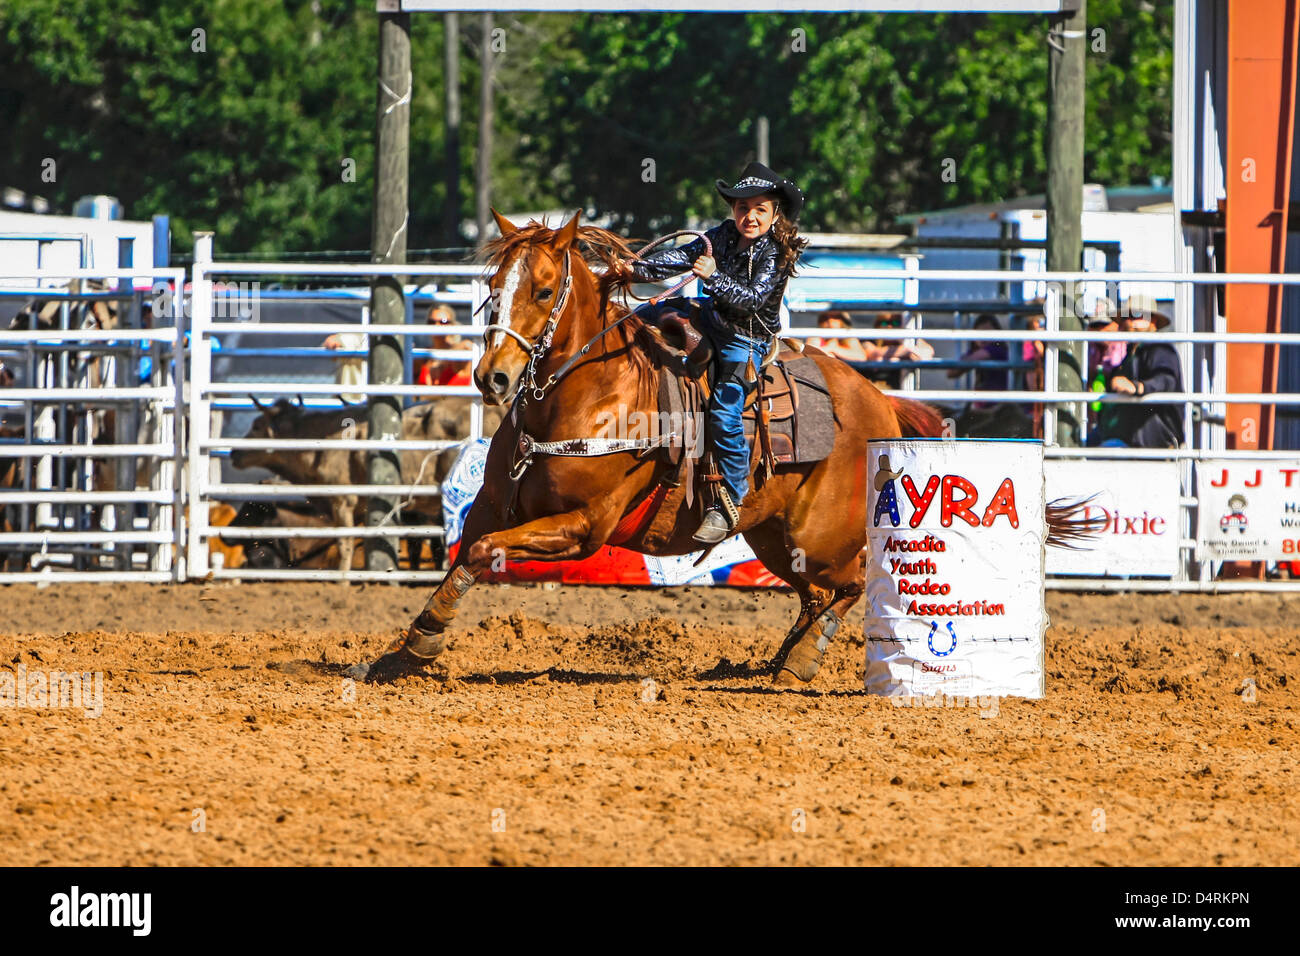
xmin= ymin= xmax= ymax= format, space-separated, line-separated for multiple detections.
xmin=537 ymin=288 xmax=554 ymax=301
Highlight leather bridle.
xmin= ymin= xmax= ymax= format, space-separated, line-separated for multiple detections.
xmin=477 ymin=230 xmax=715 ymax=409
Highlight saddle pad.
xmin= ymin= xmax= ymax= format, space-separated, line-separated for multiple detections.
xmin=742 ymin=355 xmax=836 ymax=465
xmin=743 ymin=363 xmax=796 ymax=422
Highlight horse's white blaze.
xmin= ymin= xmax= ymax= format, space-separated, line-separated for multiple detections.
xmin=490 ymin=254 xmax=526 ymax=348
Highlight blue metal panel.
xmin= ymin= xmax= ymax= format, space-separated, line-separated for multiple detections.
xmin=152 ymin=215 xmax=170 ymax=268
xmin=786 ymin=251 xmax=907 ymax=309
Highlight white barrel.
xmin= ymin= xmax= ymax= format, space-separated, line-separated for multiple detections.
xmin=864 ymin=438 xmax=1046 ymax=699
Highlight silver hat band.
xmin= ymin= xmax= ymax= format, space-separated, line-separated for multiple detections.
xmin=732 ymin=177 xmax=775 ymax=190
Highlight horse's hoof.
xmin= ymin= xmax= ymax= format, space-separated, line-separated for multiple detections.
xmin=771 ymin=645 xmax=823 ymax=686
xmin=404 ymin=623 xmax=449 ymax=659
xmin=771 ymin=667 xmax=803 ymax=687
xmin=772 ymin=663 xmax=817 ymax=687
xmin=343 ymin=660 xmax=371 ymax=681
xmin=354 ymin=649 xmax=429 ymax=685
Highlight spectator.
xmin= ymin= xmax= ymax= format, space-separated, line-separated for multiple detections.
xmin=1087 ymin=299 xmax=1128 ymax=378
xmin=1086 ymin=299 xmax=1127 ymax=434
xmin=417 ymin=304 xmax=474 ymax=388
xmin=807 ymin=310 xmax=870 ymax=362
xmin=323 ymin=328 xmax=367 ymax=403
xmin=873 ymin=311 xmax=934 ymax=361
xmin=1022 ymin=312 xmax=1046 ymax=390
xmin=869 ymin=312 xmax=934 ymax=388
xmin=1094 ymin=296 xmax=1184 ymax=448
xmin=947 ymin=313 xmax=1009 ymax=409
xmin=1022 ymin=312 xmax=1046 ymax=438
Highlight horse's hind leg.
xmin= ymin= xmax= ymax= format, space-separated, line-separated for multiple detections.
xmin=772 ymin=573 xmax=864 ymax=687
xmin=746 ymin=521 xmax=867 ymax=686
xmin=742 ymin=523 xmax=835 ymax=678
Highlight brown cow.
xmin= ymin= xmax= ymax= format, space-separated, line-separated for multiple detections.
xmin=231 ymin=398 xmax=503 ymax=572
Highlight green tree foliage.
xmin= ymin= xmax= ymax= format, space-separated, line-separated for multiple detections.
xmin=0 ymin=3 xmax=1172 ymax=252
xmin=527 ymin=5 xmax=1173 ymax=232
xmin=2 ymin=0 xmax=436 ymax=254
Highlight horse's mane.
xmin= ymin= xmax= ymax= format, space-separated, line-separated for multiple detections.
xmin=481 ymin=219 xmax=636 ymax=273
xmin=480 ymin=219 xmax=663 ymax=407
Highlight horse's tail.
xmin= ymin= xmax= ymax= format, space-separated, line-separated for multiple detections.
xmin=889 ymin=395 xmax=946 ymax=438
xmin=1046 ymin=495 xmax=1107 ymax=550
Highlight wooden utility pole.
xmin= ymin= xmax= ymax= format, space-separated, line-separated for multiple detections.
xmin=476 ymin=12 xmax=495 ymax=244
xmin=756 ymin=116 xmax=770 ymax=167
xmin=366 ymin=8 xmax=410 ymax=572
xmin=443 ymin=13 xmax=461 ymax=247
xmin=1046 ymin=0 xmax=1086 ymax=446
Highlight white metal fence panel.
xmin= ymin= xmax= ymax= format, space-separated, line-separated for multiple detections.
xmin=0 ymin=268 xmax=186 ymax=582
xmin=186 ymin=249 xmax=490 ymax=582
xmin=1 ymin=256 xmax=1298 ymax=589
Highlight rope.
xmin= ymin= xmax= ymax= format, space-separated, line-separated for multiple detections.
xmin=621 ymin=230 xmax=713 ymax=305
xmin=379 ymin=73 xmax=412 ymax=116
xmin=376 ymin=447 xmax=440 ymax=529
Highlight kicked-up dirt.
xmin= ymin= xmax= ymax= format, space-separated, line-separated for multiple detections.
xmin=0 ymin=582 xmax=1295 ymax=865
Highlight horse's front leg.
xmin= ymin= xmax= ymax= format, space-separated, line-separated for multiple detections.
xmin=346 ymin=508 xmax=600 ymax=682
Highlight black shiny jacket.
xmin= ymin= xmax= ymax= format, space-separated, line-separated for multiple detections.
xmin=1098 ymin=342 xmax=1185 ymax=448
xmin=629 ymin=219 xmax=789 ymax=336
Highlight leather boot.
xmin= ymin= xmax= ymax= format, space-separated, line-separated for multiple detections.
xmin=692 ymin=505 xmax=733 ymax=544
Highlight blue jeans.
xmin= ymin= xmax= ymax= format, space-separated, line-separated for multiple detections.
xmin=636 ymin=298 xmax=769 ymax=507
xmin=697 ymin=304 xmax=769 ymax=507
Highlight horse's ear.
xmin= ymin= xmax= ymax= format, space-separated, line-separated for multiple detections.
xmin=556 ymin=210 xmax=581 ymax=251
xmin=490 ymin=208 xmax=518 ymax=237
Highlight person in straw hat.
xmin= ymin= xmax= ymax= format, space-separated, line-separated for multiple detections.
xmin=1094 ymin=294 xmax=1184 ymax=448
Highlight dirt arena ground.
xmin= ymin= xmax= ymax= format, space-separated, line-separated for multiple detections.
xmin=0 ymin=581 xmax=1295 ymax=866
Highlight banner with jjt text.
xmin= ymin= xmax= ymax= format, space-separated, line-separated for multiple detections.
xmin=1197 ymin=460 xmax=1300 ymax=562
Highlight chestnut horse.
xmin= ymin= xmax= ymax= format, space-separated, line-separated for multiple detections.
xmin=349 ymin=211 xmax=951 ymax=686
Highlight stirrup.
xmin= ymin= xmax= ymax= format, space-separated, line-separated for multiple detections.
xmin=692 ymin=506 xmax=733 ymax=545
xmin=715 ymin=485 xmax=741 ymax=528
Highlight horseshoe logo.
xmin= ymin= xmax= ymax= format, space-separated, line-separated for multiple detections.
xmin=927 ymin=620 xmax=957 ymax=657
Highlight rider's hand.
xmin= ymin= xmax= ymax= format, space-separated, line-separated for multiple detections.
xmin=692 ymin=255 xmax=717 ymax=279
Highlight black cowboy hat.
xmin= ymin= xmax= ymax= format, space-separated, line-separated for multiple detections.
xmin=716 ymin=162 xmax=805 ymax=221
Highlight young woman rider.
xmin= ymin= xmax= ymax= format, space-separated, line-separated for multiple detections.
xmin=615 ymin=162 xmax=808 ymax=544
